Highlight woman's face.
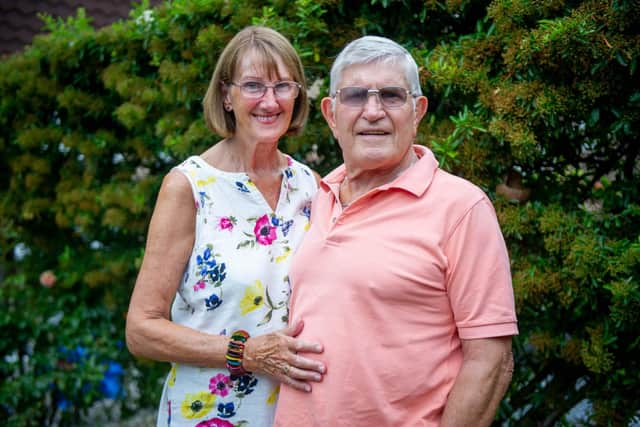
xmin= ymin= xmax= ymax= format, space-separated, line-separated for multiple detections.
xmin=226 ymin=50 xmax=297 ymax=146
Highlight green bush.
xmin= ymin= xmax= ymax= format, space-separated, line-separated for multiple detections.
xmin=1 ymin=0 xmax=638 ymax=425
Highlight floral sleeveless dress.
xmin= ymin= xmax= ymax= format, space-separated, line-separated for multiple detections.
xmin=157 ymin=155 xmax=317 ymax=427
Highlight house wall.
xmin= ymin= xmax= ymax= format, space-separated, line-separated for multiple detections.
xmin=0 ymin=0 xmax=161 ymax=56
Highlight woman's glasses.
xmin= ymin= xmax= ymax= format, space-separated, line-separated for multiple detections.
xmin=228 ymin=81 xmax=301 ymax=100
xmin=334 ymin=86 xmax=414 ymax=109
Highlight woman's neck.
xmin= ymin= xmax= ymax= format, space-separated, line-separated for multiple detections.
xmin=204 ymin=137 xmax=285 ymax=175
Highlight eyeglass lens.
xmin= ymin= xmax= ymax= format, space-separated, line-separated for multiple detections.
xmin=238 ymin=81 xmax=299 ymax=99
xmin=338 ymin=87 xmax=409 ymax=108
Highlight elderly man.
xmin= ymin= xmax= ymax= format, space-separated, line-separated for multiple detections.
xmin=273 ymin=35 xmax=518 ymax=426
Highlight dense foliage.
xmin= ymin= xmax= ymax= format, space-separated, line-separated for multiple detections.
xmin=1 ymin=0 xmax=638 ymax=425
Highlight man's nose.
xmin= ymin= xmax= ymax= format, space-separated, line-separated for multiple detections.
xmin=362 ymin=93 xmax=385 ymax=119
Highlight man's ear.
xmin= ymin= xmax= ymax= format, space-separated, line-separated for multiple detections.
xmin=320 ymin=97 xmax=337 ymax=133
xmin=414 ymin=96 xmax=428 ymax=128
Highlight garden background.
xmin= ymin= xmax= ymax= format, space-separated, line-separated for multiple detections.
xmin=1 ymin=0 xmax=639 ymax=425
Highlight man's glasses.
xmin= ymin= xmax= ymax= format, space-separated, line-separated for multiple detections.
xmin=228 ymin=81 xmax=301 ymax=100
xmin=333 ymin=87 xmax=414 ymax=109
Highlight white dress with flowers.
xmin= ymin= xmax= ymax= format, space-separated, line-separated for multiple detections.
xmin=156 ymin=155 xmax=316 ymax=427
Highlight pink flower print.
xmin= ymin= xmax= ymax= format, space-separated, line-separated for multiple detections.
xmin=254 ymin=214 xmax=277 ymax=246
xmin=218 ymin=217 xmax=234 ymax=231
xmin=196 ymin=418 xmax=234 ymax=427
xmin=208 ymin=373 xmax=232 ymax=397
xmin=193 ymin=280 xmax=206 ymax=292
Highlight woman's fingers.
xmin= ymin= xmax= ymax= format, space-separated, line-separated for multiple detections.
xmin=282 ymin=320 xmax=323 ymax=354
xmin=278 ymin=360 xmax=322 ymax=392
xmin=283 ymin=373 xmax=313 ymax=392
xmin=288 ymin=352 xmax=325 ymax=376
xmin=242 ymin=328 xmax=325 ymax=389
xmin=290 ymin=337 xmax=323 ymax=354
xmin=282 ymin=319 xmax=305 ymax=337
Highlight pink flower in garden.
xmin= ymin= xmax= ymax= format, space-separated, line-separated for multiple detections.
xmin=196 ymin=417 xmax=234 ymax=427
xmin=253 ymin=214 xmax=277 ymax=246
xmin=208 ymin=373 xmax=232 ymax=397
xmin=193 ymin=280 xmax=206 ymax=292
xmin=218 ymin=217 xmax=234 ymax=231
xmin=40 ymin=270 xmax=57 ymax=288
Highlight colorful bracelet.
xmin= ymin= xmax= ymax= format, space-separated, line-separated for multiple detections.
xmin=225 ymin=330 xmax=250 ymax=377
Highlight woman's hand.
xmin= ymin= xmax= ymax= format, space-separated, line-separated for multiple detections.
xmin=243 ymin=320 xmax=325 ymax=392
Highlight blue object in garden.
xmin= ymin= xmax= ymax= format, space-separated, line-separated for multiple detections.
xmin=59 ymin=345 xmax=88 ymax=363
xmin=99 ymin=361 xmax=124 ymax=399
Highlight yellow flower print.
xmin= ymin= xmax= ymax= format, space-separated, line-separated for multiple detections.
xmin=240 ymin=280 xmax=264 ymax=315
xmin=304 ymin=221 xmax=310 ymax=231
xmin=180 ymin=391 xmax=215 ymax=419
xmin=275 ymin=247 xmax=291 ymax=263
xmin=267 ymin=385 xmax=280 ymax=405
xmin=196 ymin=176 xmax=217 ymax=187
xmin=168 ymin=364 xmax=177 ymax=387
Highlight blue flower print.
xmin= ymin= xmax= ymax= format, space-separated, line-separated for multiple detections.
xmin=284 ymin=168 xmax=293 ymax=179
xmin=197 ymin=247 xmax=216 ymax=275
xmin=233 ymin=373 xmax=258 ymax=395
xmin=271 ymin=215 xmax=280 ymax=226
xmin=198 ymin=191 xmax=207 ymax=208
xmin=217 ymin=401 xmax=236 ymax=418
xmin=205 ymin=293 xmax=223 ymax=311
xmin=211 ymin=263 xmax=226 ymax=283
xmin=196 ymin=247 xmax=227 ymax=285
xmin=301 ymin=202 xmax=311 ymax=220
xmin=235 ymin=181 xmax=250 ymax=193
xmin=281 ymin=219 xmax=294 ymax=237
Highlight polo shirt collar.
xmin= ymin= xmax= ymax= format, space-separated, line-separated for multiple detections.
xmin=320 ymin=145 xmax=438 ymax=198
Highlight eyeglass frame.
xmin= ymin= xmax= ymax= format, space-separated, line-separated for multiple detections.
xmin=331 ymin=86 xmax=417 ymax=109
xmin=225 ymin=80 xmax=302 ymax=100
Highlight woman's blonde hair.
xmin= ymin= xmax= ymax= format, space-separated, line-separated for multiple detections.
xmin=203 ymin=26 xmax=309 ymax=137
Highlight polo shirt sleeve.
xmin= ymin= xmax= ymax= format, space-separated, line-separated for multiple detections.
xmin=443 ymin=196 xmax=518 ymax=339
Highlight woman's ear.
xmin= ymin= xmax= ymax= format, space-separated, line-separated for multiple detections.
xmin=221 ymin=82 xmax=233 ymax=111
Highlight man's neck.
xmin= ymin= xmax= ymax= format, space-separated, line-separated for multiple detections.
xmin=340 ymin=149 xmax=418 ymax=206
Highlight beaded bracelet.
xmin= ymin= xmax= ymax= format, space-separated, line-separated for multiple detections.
xmin=225 ymin=330 xmax=250 ymax=377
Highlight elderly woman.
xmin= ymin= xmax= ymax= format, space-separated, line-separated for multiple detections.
xmin=274 ymin=35 xmax=517 ymax=426
xmin=125 ymin=26 xmax=325 ymax=427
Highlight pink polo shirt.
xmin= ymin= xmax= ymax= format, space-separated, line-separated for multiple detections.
xmin=273 ymin=145 xmax=518 ymax=427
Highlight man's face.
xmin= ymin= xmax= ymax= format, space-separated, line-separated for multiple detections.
xmin=321 ymin=62 xmax=428 ymax=175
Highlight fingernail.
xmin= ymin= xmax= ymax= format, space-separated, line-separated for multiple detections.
xmin=305 ymin=385 xmax=311 ymax=392
xmin=314 ymin=374 xmax=321 ymax=381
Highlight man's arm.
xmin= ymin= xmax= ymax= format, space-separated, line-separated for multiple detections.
xmin=440 ymin=336 xmax=514 ymax=427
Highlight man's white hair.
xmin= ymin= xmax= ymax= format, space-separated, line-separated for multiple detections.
xmin=329 ymin=35 xmax=423 ymax=97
